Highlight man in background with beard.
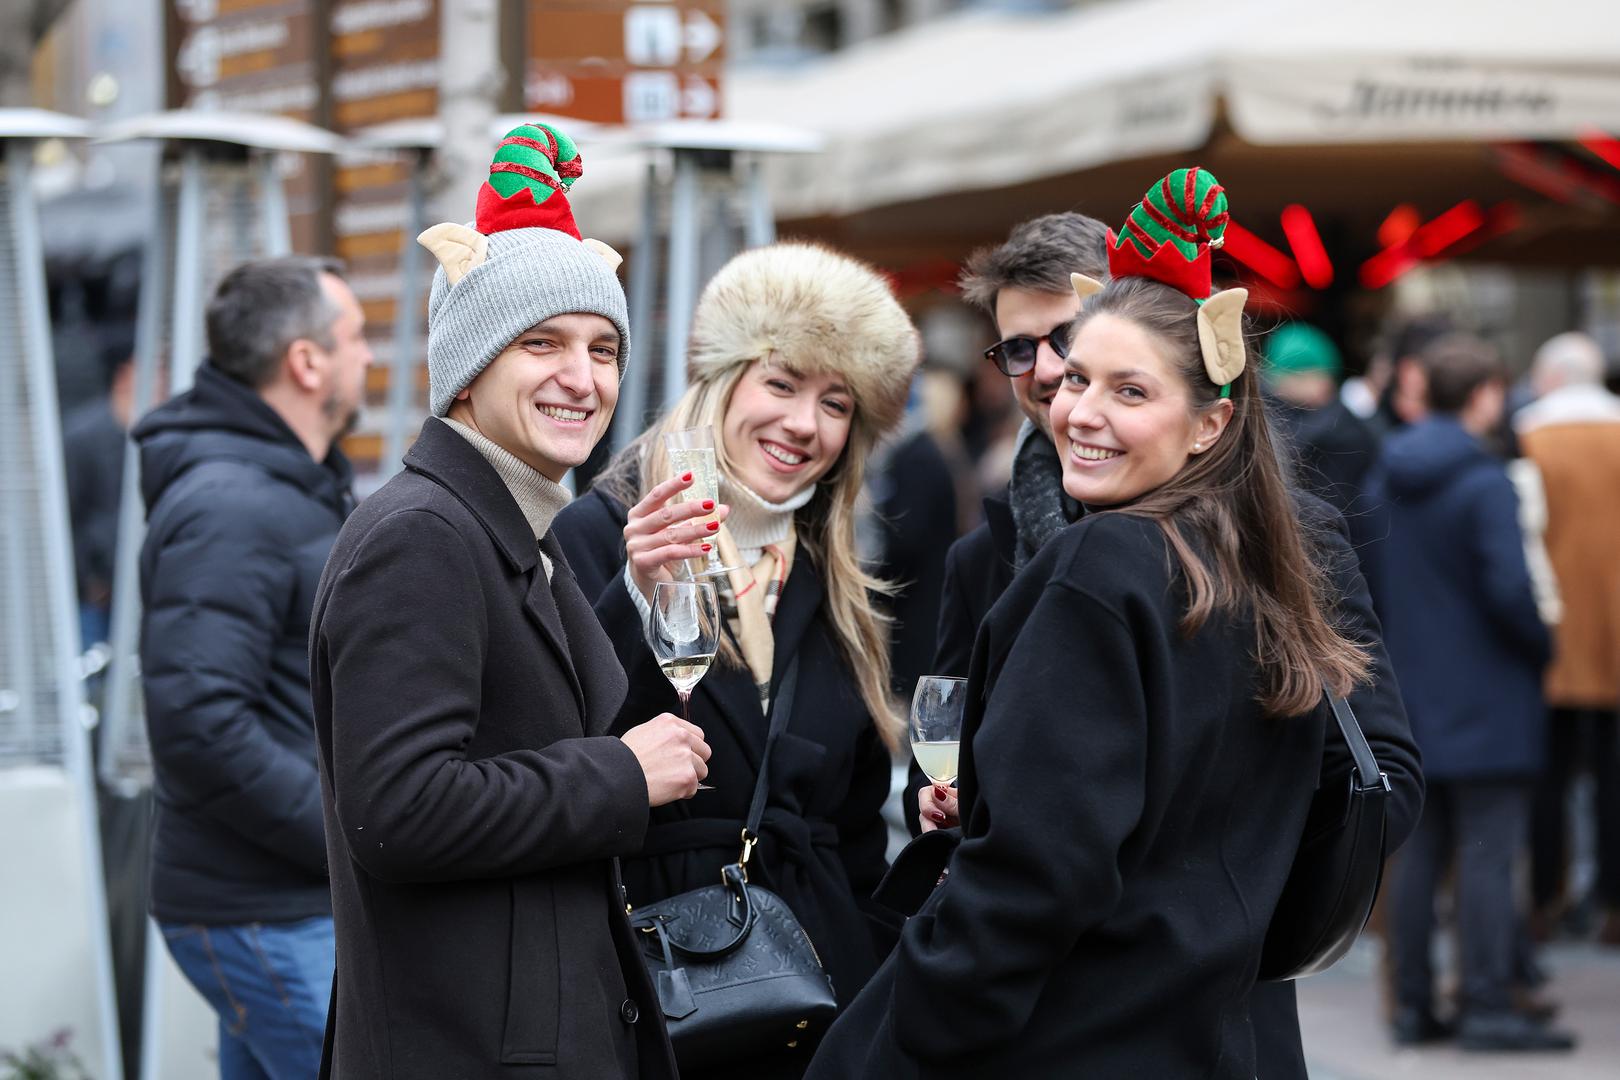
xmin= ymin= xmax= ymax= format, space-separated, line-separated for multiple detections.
xmin=134 ymin=256 xmax=371 ymax=1079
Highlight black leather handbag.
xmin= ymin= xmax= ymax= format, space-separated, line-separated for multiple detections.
xmin=1259 ymin=693 xmax=1391 ymax=981
xmin=628 ymin=657 xmax=838 ymax=1070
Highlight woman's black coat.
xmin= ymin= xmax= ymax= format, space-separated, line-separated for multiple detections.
xmin=807 ymin=512 xmax=1326 ymax=1079
xmin=309 ymin=420 xmax=677 ymax=1080
xmin=553 ymin=489 xmax=898 ymax=1020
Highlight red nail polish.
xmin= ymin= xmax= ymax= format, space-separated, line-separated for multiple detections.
xmin=931 ymin=811 xmax=947 ymax=822
xmin=701 ymin=543 xmax=712 ymax=553
xmin=681 ymin=471 xmax=693 ymax=483
xmin=706 ymin=522 xmax=719 ymax=532
xmin=701 ymin=499 xmax=715 ymax=511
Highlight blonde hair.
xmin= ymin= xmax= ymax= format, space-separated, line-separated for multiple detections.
xmin=596 ymin=361 xmax=904 ymax=750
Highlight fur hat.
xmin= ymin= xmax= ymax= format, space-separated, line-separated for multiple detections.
xmin=687 ymin=243 xmax=920 ymax=440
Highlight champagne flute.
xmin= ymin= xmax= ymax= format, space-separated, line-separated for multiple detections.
xmin=663 ymin=424 xmax=741 ymax=577
xmin=910 ymin=675 xmax=968 ymax=788
xmin=648 ymin=581 xmax=721 ymax=789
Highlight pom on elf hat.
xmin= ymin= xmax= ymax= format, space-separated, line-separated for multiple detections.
xmin=415 ymin=122 xmax=630 ymax=417
xmin=1070 ymin=166 xmax=1249 ymax=398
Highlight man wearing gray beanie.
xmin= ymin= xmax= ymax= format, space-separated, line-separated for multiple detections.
xmin=308 ymin=123 xmax=703 ymax=1080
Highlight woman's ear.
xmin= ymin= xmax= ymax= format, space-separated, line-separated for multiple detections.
xmin=1191 ymin=397 xmax=1234 ymax=454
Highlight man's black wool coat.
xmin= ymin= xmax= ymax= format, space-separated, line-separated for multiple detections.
xmin=308 ymin=419 xmax=677 ymax=1080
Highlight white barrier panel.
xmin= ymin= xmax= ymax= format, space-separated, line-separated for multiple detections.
xmin=0 ymin=767 xmax=111 ymax=1069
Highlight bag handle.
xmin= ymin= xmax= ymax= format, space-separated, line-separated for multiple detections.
xmin=1326 ymin=694 xmax=1389 ymax=794
xmin=735 ymin=654 xmax=801 ymax=879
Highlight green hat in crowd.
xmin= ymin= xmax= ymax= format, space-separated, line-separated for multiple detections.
xmin=1265 ymin=323 xmax=1342 ymax=386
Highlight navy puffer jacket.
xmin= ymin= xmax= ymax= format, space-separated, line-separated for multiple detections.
xmin=135 ymin=364 xmax=354 ymax=924
xmin=1364 ymin=416 xmax=1551 ymax=781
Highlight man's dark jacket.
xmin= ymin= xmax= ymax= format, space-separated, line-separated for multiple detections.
xmin=1363 ymin=416 xmax=1552 ymax=780
xmin=913 ymin=486 xmax=1424 ymax=1079
xmin=135 ymin=363 xmax=351 ymax=925
xmin=308 ymin=418 xmax=677 ymax=1080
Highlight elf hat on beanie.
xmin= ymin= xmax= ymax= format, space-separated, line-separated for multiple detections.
xmin=1070 ymin=166 xmax=1248 ymax=397
xmin=417 ymin=122 xmax=630 ymax=418
xmin=687 ymin=242 xmax=920 ymax=443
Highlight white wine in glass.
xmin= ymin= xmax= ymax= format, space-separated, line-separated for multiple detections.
xmin=663 ymin=425 xmax=740 ymax=577
xmin=648 ymin=581 xmax=721 ymax=789
xmin=910 ymin=675 xmax=968 ymax=786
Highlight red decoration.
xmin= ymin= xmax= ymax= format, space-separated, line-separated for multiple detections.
xmin=474 ymin=182 xmax=581 ymax=239
xmin=1105 ymin=229 xmax=1214 ymax=299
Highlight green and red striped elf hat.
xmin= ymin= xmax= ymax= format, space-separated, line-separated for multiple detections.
xmin=475 ymin=122 xmax=585 ymax=239
xmin=1106 ymin=167 xmax=1229 ymax=301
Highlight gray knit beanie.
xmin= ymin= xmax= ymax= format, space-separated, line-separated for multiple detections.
xmin=418 ymin=122 xmax=630 ymax=417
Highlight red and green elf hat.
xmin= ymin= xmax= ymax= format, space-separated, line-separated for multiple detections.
xmin=1106 ymin=166 xmax=1229 ymax=301
xmin=474 ymin=122 xmax=584 ymax=239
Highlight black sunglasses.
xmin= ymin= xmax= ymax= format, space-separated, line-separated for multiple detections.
xmin=983 ymin=320 xmax=1076 ymax=377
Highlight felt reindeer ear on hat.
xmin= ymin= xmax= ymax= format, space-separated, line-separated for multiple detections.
xmin=1071 ymin=272 xmax=1104 ymax=303
xmin=1105 ymin=166 xmax=1247 ymax=396
xmin=417 ymin=122 xmax=623 ymax=281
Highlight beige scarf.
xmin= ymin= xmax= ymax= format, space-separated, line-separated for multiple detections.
xmin=713 ymin=524 xmax=795 ymax=713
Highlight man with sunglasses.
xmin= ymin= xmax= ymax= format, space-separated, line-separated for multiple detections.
xmin=932 ymin=213 xmax=1103 ymax=681
xmin=903 ymin=212 xmax=1424 ymax=1079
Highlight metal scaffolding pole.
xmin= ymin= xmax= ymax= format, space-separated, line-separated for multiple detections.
xmin=259 ymin=151 xmax=292 ymax=257
xmin=384 ymin=150 xmax=429 ymax=476
xmin=661 ymin=149 xmax=701 ymax=411
xmin=169 ymin=147 xmax=207 ymax=395
xmin=617 ymin=160 xmax=660 ymax=452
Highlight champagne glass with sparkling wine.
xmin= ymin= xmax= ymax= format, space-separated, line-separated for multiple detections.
xmin=663 ymin=424 xmax=741 ymax=577
xmin=910 ymin=676 xmax=968 ymax=788
xmin=648 ymin=581 xmax=721 ymax=790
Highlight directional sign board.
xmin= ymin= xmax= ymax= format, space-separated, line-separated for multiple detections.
xmin=526 ymin=0 xmax=724 ymax=125
xmin=166 ymin=0 xmax=326 ymax=255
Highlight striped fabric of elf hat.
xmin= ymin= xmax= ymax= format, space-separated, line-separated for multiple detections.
xmin=474 ymin=122 xmax=585 ymax=240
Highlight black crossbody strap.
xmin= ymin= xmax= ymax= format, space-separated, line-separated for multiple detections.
xmin=1327 ymin=694 xmax=1385 ymax=793
xmin=744 ymin=654 xmax=800 ymax=840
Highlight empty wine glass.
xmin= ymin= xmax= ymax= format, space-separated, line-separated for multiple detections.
xmin=910 ymin=676 xmax=968 ymax=787
xmin=663 ymin=424 xmax=741 ymax=577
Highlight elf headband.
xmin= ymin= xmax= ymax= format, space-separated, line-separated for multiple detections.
xmin=1070 ymin=167 xmax=1247 ymax=399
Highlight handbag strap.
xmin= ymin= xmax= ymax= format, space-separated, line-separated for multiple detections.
xmin=1326 ymin=694 xmax=1388 ymax=794
xmin=735 ymin=654 xmax=800 ymax=875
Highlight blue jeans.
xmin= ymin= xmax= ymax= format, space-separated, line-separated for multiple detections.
xmin=161 ymin=916 xmax=334 ymax=1080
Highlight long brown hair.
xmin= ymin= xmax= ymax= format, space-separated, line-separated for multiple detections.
xmin=1074 ymin=276 xmax=1369 ymax=716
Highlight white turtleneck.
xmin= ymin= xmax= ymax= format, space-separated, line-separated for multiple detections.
xmin=717 ymin=475 xmax=816 ymax=564
xmin=442 ymin=417 xmax=572 ymax=578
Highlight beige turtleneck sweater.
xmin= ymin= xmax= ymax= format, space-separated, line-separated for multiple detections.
xmin=442 ymin=417 xmax=571 ymax=579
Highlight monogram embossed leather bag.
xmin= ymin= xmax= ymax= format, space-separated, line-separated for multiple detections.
xmin=628 ymin=657 xmax=838 ymax=1070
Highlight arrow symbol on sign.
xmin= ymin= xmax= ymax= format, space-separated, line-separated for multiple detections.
xmin=684 ymin=10 xmax=722 ymax=63
xmin=681 ymin=76 xmax=717 ymax=118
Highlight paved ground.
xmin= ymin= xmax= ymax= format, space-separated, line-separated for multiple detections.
xmin=1298 ymin=938 xmax=1620 ymax=1079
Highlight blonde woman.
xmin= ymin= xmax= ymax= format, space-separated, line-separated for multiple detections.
xmin=553 ymin=242 xmax=919 ymax=1077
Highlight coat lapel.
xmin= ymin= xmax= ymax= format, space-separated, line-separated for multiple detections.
xmin=542 ymin=532 xmax=629 ymax=735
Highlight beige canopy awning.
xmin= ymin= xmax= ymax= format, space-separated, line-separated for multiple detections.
xmin=573 ymin=0 xmax=1620 ymax=266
